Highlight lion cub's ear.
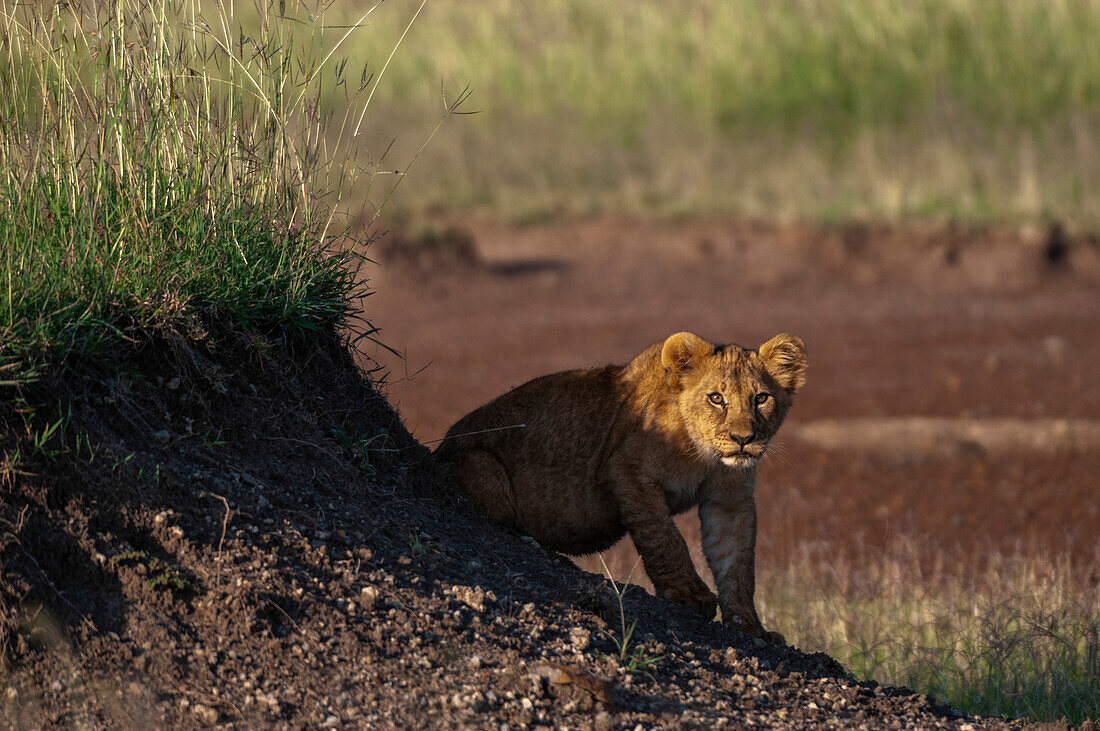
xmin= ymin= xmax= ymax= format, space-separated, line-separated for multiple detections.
xmin=758 ymin=333 xmax=807 ymax=392
xmin=661 ymin=332 xmax=713 ymax=373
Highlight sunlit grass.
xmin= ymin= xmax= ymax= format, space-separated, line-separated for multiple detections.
xmin=13 ymin=0 xmax=1094 ymax=251
xmin=0 ymin=0 xmax=442 ymax=385
xmin=587 ymin=531 xmax=1099 ymax=723
xmin=336 ymin=0 xmax=1100 ymax=222
xmin=760 ymin=542 xmax=1100 ymax=724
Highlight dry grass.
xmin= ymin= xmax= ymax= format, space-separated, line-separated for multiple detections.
xmin=760 ymin=541 xmax=1100 ymax=723
xmin=340 ymin=0 xmax=1100 ymax=223
xmin=588 ymin=535 xmax=1099 ymax=723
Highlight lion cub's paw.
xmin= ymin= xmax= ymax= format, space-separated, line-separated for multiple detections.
xmin=726 ymin=614 xmax=786 ymax=646
xmin=656 ymin=579 xmax=718 ymax=620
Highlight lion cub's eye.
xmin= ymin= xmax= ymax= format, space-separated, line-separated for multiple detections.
xmin=754 ymin=392 xmax=771 ymax=406
xmin=707 ymin=392 xmax=724 ymax=406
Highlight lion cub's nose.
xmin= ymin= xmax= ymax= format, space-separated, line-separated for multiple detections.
xmin=730 ymin=432 xmax=755 ymax=447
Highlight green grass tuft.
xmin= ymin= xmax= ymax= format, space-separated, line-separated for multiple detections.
xmin=0 ymin=0 xmax=421 ymax=385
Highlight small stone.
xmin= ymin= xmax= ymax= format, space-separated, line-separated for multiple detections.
xmin=520 ymin=698 xmax=533 ymax=710
xmin=594 ymin=711 xmax=614 ymax=731
xmin=153 ymin=512 xmax=168 ymax=526
xmin=569 ymin=627 xmax=591 ymax=651
xmin=165 ymin=377 xmax=181 ymax=391
xmin=322 ymin=715 xmax=339 ymax=727
xmin=191 ymin=703 xmax=218 ymax=724
xmin=50 ymin=680 xmax=63 ymax=692
xmin=468 ymin=655 xmax=483 ymax=669
xmin=153 ymin=430 xmax=170 ymax=442
xmin=450 ymin=585 xmax=493 ymax=612
xmin=359 ymin=586 xmax=379 ymax=611
xmin=239 ymin=471 xmax=262 ymax=488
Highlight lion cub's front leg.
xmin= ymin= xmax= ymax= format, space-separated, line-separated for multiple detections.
xmin=698 ymin=478 xmax=785 ymax=645
xmin=607 ymin=466 xmax=717 ymax=619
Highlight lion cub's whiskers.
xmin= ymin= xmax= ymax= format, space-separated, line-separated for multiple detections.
xmin=762 ymin=438 xmax=791 ymax=464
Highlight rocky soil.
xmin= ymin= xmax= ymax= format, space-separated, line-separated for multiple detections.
xmin=0 ymin=314 xmax=1041 ymax=729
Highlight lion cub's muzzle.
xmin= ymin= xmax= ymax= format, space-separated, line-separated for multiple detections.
xmin=716 ymin=431 xmax=767 ymax=466
xmin=729 ymin=430 xmax=755 ymax=448
xmin=721 ymin=453 xmax=758 ymax=467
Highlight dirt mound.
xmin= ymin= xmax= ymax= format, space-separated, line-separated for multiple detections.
xmin=0 ymin=325 xmax=1009 ymax=728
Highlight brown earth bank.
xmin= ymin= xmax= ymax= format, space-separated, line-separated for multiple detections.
xmin=363 ymin=216 xmax=1100 ymax=580
xmin=1 ymin=320 xmax=1031 ymax=729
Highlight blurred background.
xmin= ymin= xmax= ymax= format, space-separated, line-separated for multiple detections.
xmin=350 ymin=1 xmax=1100 ymax=721
xmin=3 ymin=0 xmax=1095 ymax=721
xmin=352 ymin=0 xmax=1100 ymax=223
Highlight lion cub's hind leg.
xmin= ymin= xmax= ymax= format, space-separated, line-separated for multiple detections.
xmin=450 ymin=448 xmax=520 ymax=527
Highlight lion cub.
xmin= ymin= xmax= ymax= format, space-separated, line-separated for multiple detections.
xmin=435 ymin=332 xmax=806 ymax=643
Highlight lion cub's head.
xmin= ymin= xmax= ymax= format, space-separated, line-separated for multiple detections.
xmin=661 ymin=331 xmax=806 ymax=468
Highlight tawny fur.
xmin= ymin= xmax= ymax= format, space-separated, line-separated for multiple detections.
xmin=434 ymin=331 xmax=806 ymax=643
